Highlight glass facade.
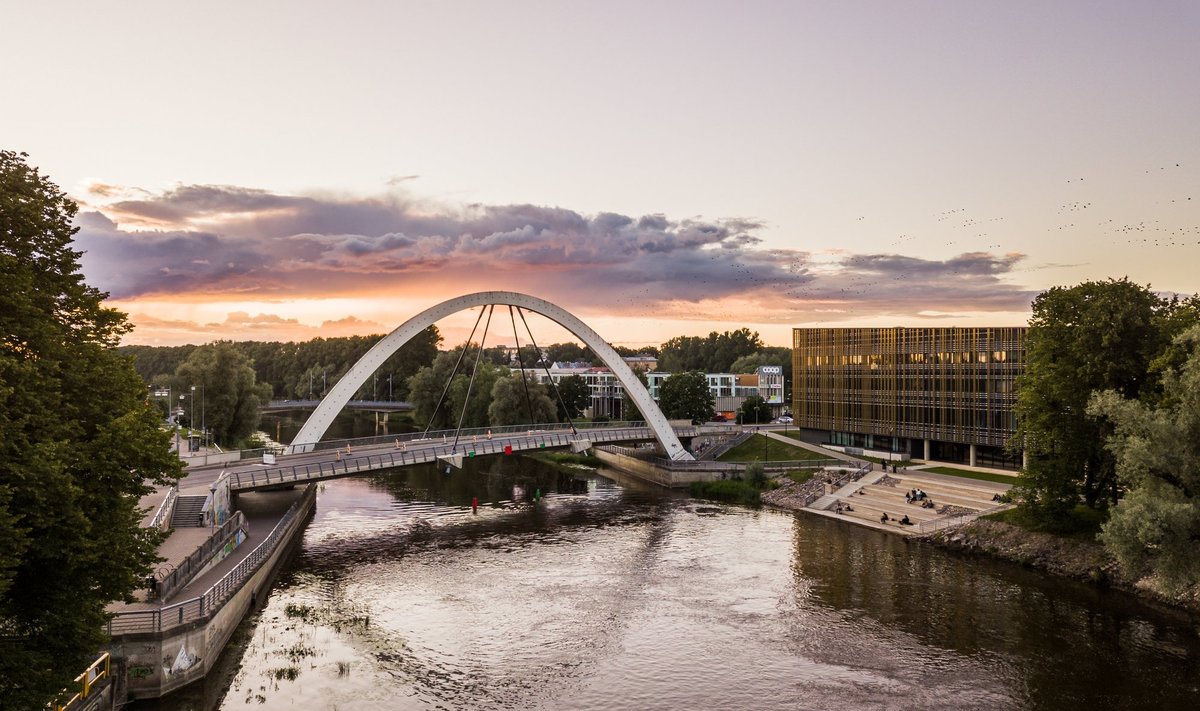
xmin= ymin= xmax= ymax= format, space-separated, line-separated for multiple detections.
xmin=791 ymin=327 xmax=1026 ymax=450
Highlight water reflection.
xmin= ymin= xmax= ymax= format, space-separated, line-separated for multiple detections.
xmin=139 ymin=458 xmax=1200 ymax=711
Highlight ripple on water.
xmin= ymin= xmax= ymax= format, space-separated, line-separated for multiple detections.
xmin=149 ymin=465 xmax=1200 ymax=711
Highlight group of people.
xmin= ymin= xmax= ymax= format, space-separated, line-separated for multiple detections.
xmin=904 ymin=488 xmax=934 ymax=508
xmin=834 ymin=501 xmax=854 ymax=514
xmin=879 ymin=512 xmax=913 ymax=526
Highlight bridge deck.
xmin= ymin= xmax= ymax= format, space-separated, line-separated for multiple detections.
xmin=229 ymin=426 xmax=699 ymax=492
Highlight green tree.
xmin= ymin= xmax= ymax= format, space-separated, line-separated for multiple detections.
xmin=739 ymin=395 xmax=772 ymax=425
xmin=658 ymin=370 xmax=715 ymax=424
xmin=555 ymin=374 xmax=592 ymax=420
xmin=659 ymin=328 xmax=763 ymax=373
xmin=488 ymin=374 xmax=557 ymax=425
xmin=1013 ymin=278 xmax=1168 ymax=522
xmin=1089 ymin=325 xmax=1200 ymax=593
xmin=0 ymin=151 xmax=183 ymax=706
xmin=447 ymin=361 xmax=505 ymax=428
xmin=620 ymin=368 xmax=651 ymax=421
xmin=172 ymin=342 xmax=272 ymax=445
xmin=407 ymin=350 xmax=462 ymax=430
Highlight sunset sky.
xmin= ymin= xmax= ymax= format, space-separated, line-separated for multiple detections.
xmin=3 ymin=1 xmax=1197 ymax=348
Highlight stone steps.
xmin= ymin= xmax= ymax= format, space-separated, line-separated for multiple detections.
xmin=170 ymin=495 xmax=208 ymax=528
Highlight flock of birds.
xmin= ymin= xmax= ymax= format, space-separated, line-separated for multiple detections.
xmin=600 ymin=162 xmax=1196 ymax=317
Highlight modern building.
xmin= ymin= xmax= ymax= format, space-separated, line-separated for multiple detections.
xmin=647 ymin=367 xmax=786 ymax=420
xmin=791 ymin=327 xmax=1026 ymax=469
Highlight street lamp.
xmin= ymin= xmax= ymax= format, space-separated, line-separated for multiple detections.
xmin=190 ymin=386 xmax=196 ymax=444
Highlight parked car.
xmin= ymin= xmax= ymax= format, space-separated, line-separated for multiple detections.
xmin=775 ymin=416 xmax=794 ymax=424
xmin=711 ymin=413 xmax=727 ymax=422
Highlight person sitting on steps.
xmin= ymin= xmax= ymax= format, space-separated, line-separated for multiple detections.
xmin=900 ymin=514 xmax=913 ymax=526
xmin=880 ymin=512 xmax=890 ymax=523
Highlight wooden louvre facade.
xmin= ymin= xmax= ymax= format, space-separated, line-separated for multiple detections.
xmin=791 ymin=327 xmax=1026 ymax=460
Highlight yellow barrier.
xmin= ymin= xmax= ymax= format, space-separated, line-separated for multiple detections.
xmin=50 ymin=653 xmax=110 ymax=711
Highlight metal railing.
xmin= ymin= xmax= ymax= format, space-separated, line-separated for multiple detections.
xmin=156 ymin=512 xmax=249 ymax=600
xmin=148 ymin=487 xmax=178 ymax=530
xmin=700 ymin=431 xmax=754 ymax=460
xmin=300 ymin=419 xmax=655 ymax=453
xmin=228 ymin=426 xmax=699 ymax=492
xmin=916 ymin=503 xmax=1011 ymax=533
xmin=50 ymin=652 xmax=110 ymax=711
xmin=599 ymin=444 xmax=844 ymax=473
xmin=107 ymin=485 xmax=315 ymax=636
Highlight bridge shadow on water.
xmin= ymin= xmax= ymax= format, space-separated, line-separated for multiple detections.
xmin=291 ymin=455 xmax=680 ymax=576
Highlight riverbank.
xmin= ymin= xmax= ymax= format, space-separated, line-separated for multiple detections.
xmin=916 ymin=519 xmax=1200 ymax=616
xmin=760 ymin=472 xmax=1200 ymax=617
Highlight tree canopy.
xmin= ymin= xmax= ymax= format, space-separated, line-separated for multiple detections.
xmin=659 ymin=328 xmax=763 ymax=373
xmin=658 ymin=371 xmax=716 ymax=424
xmin=1089 ymin=325 xmax=1200 ymax=593
xmin=169 ymin=342 xmax=273 ymax=446
xmin=0 ymin=151 xmax=182 ymax=706
xmin=738 ymin=395 xmax=772 ymax=425
xmin=554 ymin=374 xmax=592 ymax=420
xmin=489 ymin=374 xmax=557 ymax=426
xmin=1013 ymin=278 xmax=1172 ymax=520
xmin=121 ymin=326 xmax=441 ymax=402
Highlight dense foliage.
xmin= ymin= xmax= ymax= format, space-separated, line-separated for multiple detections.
xmin=489 ymin=374 xmax=556 ymax=426
xmin=658 ymin=371 xmax=716 ymax=424
xmin=738 ymin=395 xmax=773 ymax=425
xmin=169 ymin=342 xmax=273 ymax=445
xmin=1089 ymin=325 xmax=1200 ymax=592
xmin=554 ymin=374 xmax=592 ymax=420
xmin=1013 ymin=279 xmax=1177 ymax=521
xmin=0 ymin=151 xmax=182 ymax=706
xmin=659 ymin=328 xmax=763 ymax=373
xmin=121 ymin=327 xmax=441 ymax=401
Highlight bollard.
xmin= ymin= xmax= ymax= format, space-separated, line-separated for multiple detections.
xmin=472 ymin=496 xmax=478 ymax=514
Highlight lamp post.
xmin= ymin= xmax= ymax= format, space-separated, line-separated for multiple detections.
xmin=388 ymin=373 xmax=393 ymax=401
xmin=190 ymin=386 xmax=196 ymax=446
xmin=200 ymin=385 xmax=206 ymax=450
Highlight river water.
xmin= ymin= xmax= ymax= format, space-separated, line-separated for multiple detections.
xmin=145 ymin=457 xmax=1200 ymax=710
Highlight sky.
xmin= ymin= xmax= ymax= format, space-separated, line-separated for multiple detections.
xmin=3 ymin=1 xmax=1198 ymax=348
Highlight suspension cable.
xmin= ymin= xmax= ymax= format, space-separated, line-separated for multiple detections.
xmin=422 ymin=306 xmax=486 ymax=438
xmin=516 ymin=307 xmax=578 ymax=433
xmin=452 ymin=304 xmax=494 ymax=451
xmin=509 ymin=305 xmax=536 ymax=425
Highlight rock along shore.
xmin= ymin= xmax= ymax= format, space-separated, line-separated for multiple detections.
xmin=915 ymin=519 xmax=1200 ymax=616
xmin=760 ymin=476 xmax=1199 ymax=617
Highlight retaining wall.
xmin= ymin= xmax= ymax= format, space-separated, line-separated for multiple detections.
xmin=108 ymin=486 xmax=316 ymax=699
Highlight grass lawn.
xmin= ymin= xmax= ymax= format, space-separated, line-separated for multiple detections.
xmin=921 ymin=466 xmax=1019 ymax=486
xmin=981 ymin=504 xmax=1105 ymax=541
xmin=786 ymin=470 xmax=816 ymax=485
xmin=717 ymin=434 xmax=828 ymax=462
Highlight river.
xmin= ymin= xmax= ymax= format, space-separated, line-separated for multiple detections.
xmin=141 ymin=456 xmax=1200 ymax=710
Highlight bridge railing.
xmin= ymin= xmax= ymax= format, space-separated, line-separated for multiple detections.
xmin=156 ymin=511 xmax=249 ymax=600
xmin=228 ymin=425 xmax=694 ymax=492
xmin=302 ymin=420 xmax=654 ymax=454
xmin=107 ymin=485 xmax=315 ymax=636
xmin=915 ymin=503 xmax=1011 ymax=534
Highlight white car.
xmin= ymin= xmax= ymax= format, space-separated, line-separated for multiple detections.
xmin=775 ymin=416 xmax=794 ymax=424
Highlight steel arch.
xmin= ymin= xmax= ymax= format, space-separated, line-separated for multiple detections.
xmin=288 ymin=291 xmax=694 ymax=460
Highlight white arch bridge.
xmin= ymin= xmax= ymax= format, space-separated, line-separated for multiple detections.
xmin=287 ymin=291 xmax=694 ymax=461
xmin=203 ymin=293 xmax=706 ymax=493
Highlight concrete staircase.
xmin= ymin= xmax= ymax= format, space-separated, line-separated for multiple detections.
xmin=170 ymin=495 xmax=208 ymax=528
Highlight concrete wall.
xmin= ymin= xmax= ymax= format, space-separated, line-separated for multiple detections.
xmin=109 ymin=486 xmax=315 ymax=700
xmin=593 ymin=449 xmax=727 ymax=487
